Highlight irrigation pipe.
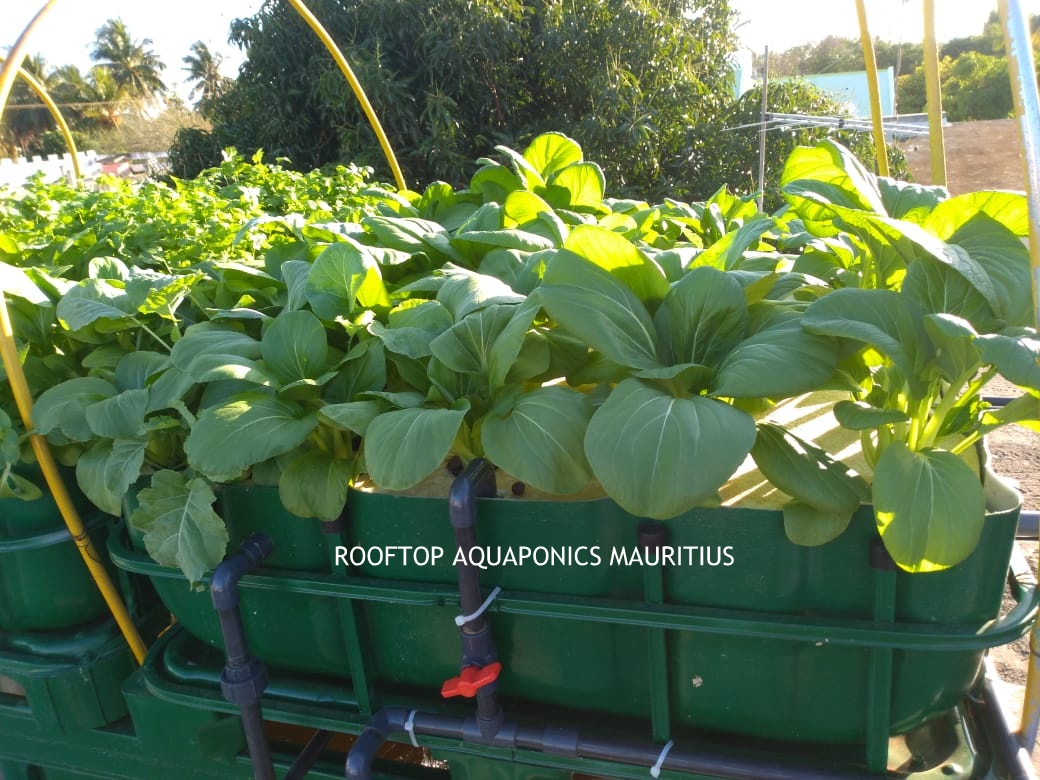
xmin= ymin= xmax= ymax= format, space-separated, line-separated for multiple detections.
xmin=854 ymin=0 xmax=889 ymax=177
xmin=0 ymin=58 xmax=82 ymax=180
xmin=921 ymin=0 xmax=947 ymax=186
xmin=286 ymin=0 xmax=406 ymax=191
xmin=0 ymin=0 xmax=147 ymax=665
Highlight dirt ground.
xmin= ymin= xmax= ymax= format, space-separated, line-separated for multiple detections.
xmin=896 ymin=121 xmax=1040 ymax=771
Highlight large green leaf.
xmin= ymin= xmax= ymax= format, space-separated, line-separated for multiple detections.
xmin=549 ymin=162 xmax=605 ymax=211
xmin=186 ymin=393 xmax=318 ymax=481
xmin=481 ymin=386 xmax=593 ymax=495
xmin=126 ymin=269 xmax=200 ymax=320
xmin=524 ymin=132 xmax=583 ymax=181
xmin=713 ymin=314 xmax=838 ymax=399
xmin=362 ymin=216 xmax=463 ymax=263
xmin=56 ymin=279 xmax=134 ymax=331
xmin=85 ymin=388 xmax=149 ymax=439
xmin=922 ymin=314 xmax=980 ymax=382
xmin=436 ymin=271 xmax=524 ymax=320
xmin=430 ymin=305 xmax=515 ymax=376
xmin=370 ymin=300 xmax=455 ymax=360
xmin=833 ymin=400 xmax=909 ymax=430
xmin=488 ymin=296 xmax=541 ymax=390
xmin=306 ymin=242 xmax=390 ymax=319
xmin=76 ymin=437 xmax=147 ymax=516
xmin=585 ymin=379 xmax=755 ymax=518
xmin=33 ymin=377 xmax=117 ymax=442
xmin=340 ymin=340 xmax=387 ymax=401
xmin=693 ymin=216 xmax=775 ymax=271
xmin=803 ymin=288 xmax=930 ymax=396
xmin=873 ymin=442 xmax=986 ymax=572
xmin=116 ymin=352 xmax=168 ymax=392
xmin=541 ymin=250 xmax=659 ymax=370
xmin=902 ymin=255 xmax=1002 ymax=333
xmin=364 ymin=405 xmax=469 ymax=490
xmin=318 ymin=400 xmax=382 ymax=435
xmin=924 ymin=190 xmax=1029 ymax=239
xmin=877 ymin=177 xmax=948 ymax=222
xmin=261 ymin=310 xmax=329 ymax=383
xmin=783 ymin=501 xmax=856 ymax=547
xmin=978 ymin=335 xmax=1040 ymax=394
xmin=169 ymin=324 xmax=262 ymax=371
xmin=129 ymin=470 xmax=228 ymax=586
xmin=0 ymin=261 xmax=49 ymax=305
xmin=751 ymin=423 xmax=867 ymax=518
xmin=781 ymin=141 xmax=887 ymax=218
xmin=654 ymin=266 xmax=747 ymax=367
xmin=563 ymin=225 xmax=669 ymax=305
xmin=279 ymin=450 xmax=352 ymax=521
xmin=945 ymin=214 xmax=1032 ymax=328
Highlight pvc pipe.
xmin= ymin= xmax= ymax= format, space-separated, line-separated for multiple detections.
xmin=211 ymin=534 xmax=276 ymax=780
xmin=0 ymin=59 xmax=83 ymax=180
xmin=345 ymin=707 xmax=879 ymax=780
xmin=855 ymin=0 xmax=890 ymax=177
xmin=1000 ymin=0 xmax=1040 ymax=335
xmin=922 ymin=0 xmax=947 ymax=186
xmin=286 ymin=0 xmax=406 ymax=190
xmin=1000 ymin=0 xmax=1040 ymax=751
xmin=0 ymin=3 xmax=149 ymax=666
xmin=448 ymin=459 xmax=504 ymax=738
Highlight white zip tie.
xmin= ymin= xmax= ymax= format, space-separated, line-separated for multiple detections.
xmin=650 ymin=739 xmax=674 ymax=778
xmin=454 ymin=586 xmax=502 ymax=627
xmin=404 ymin=709 xmax=419 ymax=747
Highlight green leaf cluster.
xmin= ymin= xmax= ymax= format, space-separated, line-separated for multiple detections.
xmin=8 ymin=132 xmax=1038 ymax=584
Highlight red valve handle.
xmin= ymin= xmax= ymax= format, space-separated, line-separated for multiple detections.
xmin=440 ymin=661 xmax=502 ymax=698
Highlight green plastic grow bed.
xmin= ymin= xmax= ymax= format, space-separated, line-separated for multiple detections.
xmin=109 ymin=472 xmax=1037 ymax=747
xmin=0 ymin=510 xmax=114 ymax=632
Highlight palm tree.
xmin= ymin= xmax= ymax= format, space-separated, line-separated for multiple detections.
xmin=182 ymin=41 xmax=231 ymax=108
xmin=90 ymin=18 xmax=168 ymax=102
xmin=1 ymin=53 xmax=53 ymax=153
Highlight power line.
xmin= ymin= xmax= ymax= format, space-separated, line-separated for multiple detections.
xmin=2 ymin=99 xmax=136 ymax=110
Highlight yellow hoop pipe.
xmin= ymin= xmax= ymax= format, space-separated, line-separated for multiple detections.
xmin=854 ymin=0 xmax=889 ymax=177
xmin=922 ymin=0 xmax=947 ymax=186
xmin=0 ymin=1 xmax=147 ymax=665
xmin=0 ymin=60 xmax=83 ymax=180
xmin=286 ymin=0 xmax=406 ymax=190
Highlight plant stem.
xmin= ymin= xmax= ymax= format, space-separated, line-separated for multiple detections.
xmin=860 ymin=429 xmax=878 ymax=468
xmin=133 ymin=319 xmax=172 ymax=352
xmin=309 ymin=430 xmax=330 ymax=453
xmin=950 ymin=431 xmax=982 ymax=456
xmin=919 ymin=372 xmax=970 ymax=448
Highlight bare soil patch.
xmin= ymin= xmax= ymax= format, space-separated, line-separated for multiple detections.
xmin=895 ymin=118 xmax=1028 ymax=194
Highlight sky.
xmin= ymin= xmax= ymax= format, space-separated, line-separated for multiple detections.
xmin=731 ymin=0 xmax=1040 ymax=53
xmin=5 ymin=0 xmax=263 ymax=102
xmin=4 ymin=0 xmax=1040 ymax=104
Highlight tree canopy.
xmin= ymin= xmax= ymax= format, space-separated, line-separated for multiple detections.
xmin=169 ymin=0 xmax=737 ymax=198
xmin=90 ymin=18 xmax=168 ymax=101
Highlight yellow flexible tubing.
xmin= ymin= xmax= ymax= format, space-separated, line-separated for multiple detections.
xmin=854 ymin=0 xmax=889 ymax=177
xmin=922 ymin=0 xmax=947 ymax=186
xmin=0 ymin=0 xmax=147 ymax=665
xmin=0 ymin=59 xmax=83 ymax=180
xmin=287 ymin=0 xmax=406 ymax=191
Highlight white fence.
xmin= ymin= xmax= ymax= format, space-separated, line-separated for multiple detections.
xmin=0 ymin=150 xmax=102 ymax=188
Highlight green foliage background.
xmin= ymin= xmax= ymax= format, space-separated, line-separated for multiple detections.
xmin=170 ymin=0 xmax=738 ymax=198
